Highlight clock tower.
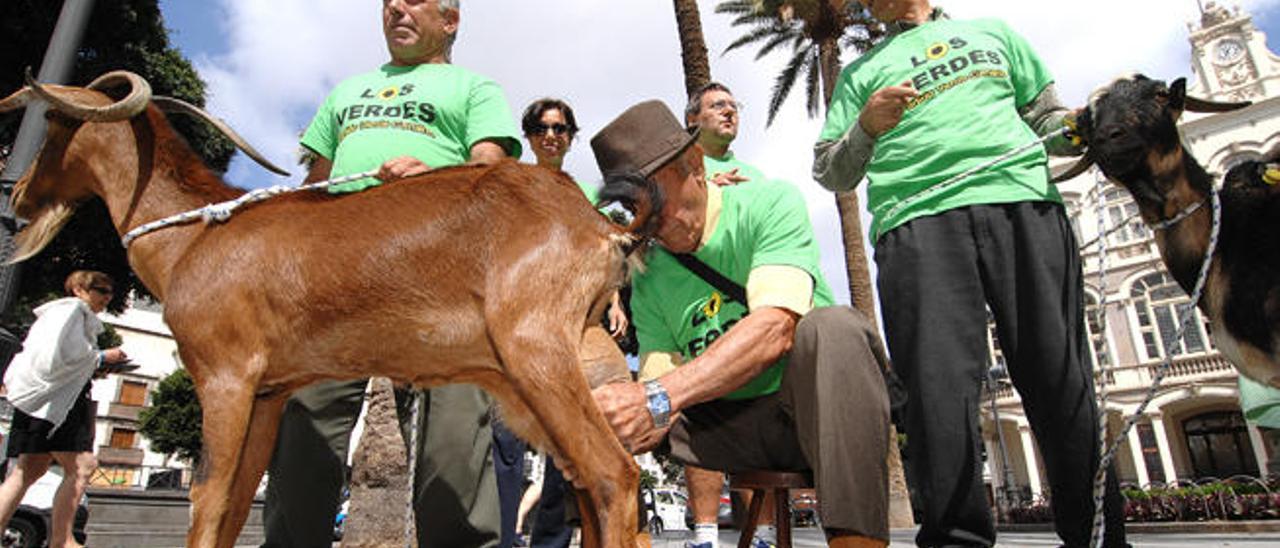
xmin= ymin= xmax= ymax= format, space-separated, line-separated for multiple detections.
xmin=1188 ymin=1 xmax=1280 ymax=101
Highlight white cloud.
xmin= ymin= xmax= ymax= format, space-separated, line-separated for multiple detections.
xmin=193 ymin=0 xmax=1280 ymax=311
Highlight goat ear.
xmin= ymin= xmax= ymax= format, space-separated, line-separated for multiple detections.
xmin=1167 ymin=78 xmax=1188 ymax=115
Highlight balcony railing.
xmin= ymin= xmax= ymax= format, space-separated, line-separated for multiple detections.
xmin=1148 ymin=353 xmax=1235 ymax=379
xmin=105 ymin=402 xmax=143 ymax=422
xmin=96 ymin=445 xmax=145 ymax=466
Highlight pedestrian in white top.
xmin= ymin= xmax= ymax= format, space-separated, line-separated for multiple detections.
xmin=0 ymin=270 xmax=127 ymax=548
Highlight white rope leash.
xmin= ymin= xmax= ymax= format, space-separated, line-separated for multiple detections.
xmin=880 ymin=127 xmax=1068 ymax=224
xmin=1088 ymin=167 xmax=1114 ymax=546
xmin=1088 ymin=189 xmax=1220 ymax=548
xmin=120 ymin=169 xmax=380 ymax=248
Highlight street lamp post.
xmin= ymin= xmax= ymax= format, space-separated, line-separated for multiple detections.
xmin=985 ymin=368 xmax=1019 ymax=522
xmin=0 ymin=0 xmax=97 ymax=365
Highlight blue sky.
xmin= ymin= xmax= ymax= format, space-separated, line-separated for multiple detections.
xmin=150 ymin=0 xmax=1280 ymax=307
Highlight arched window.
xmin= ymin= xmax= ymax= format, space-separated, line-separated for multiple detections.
xmin=1182 ymin=410 xmax=1258 ymax=479
xmin=1129 ymin=272 xmax=1214 ymax=360
xmin=1084 ymin=293 xmax=1110 ymax=369
xmin=1103 ymin=188 xmax=1148 ymax=245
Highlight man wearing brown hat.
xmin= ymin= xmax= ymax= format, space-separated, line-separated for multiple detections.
xmin=589 ymin=100 xmax=891 ymax=548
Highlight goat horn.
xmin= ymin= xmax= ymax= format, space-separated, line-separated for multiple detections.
xmin=1184 ymin=96 xmax=1251 ymax=113
xmin=0 ymin=86 xmax=33 ymax=113
xmin=151 ymin=96 xmax=290 ymax=176
xmin=24 ymin=68 xmax=152 ymax=122
xmin=1052 ymin=156 xmax=1094 ymax=183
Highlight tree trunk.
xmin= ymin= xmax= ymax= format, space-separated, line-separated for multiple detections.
xmin=672 ymin=0 xmax=712 ymax=96
xmin=818 ymin=27 xmax=915 ymax=529
xmin=343 ymin=378 xmax=415 ymax=547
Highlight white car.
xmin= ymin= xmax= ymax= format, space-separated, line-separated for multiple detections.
xmin=2 ymin=464 xmax=89 ymax=548
xmin=643 ymin=488 xmax=688 ymax=536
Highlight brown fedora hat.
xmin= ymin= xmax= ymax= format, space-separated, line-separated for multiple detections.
xmin=591 ymin=100 xmax=699 ymax=179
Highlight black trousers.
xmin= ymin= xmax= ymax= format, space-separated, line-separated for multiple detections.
xmin=876 ymin=202 xmax=1127 ymax=548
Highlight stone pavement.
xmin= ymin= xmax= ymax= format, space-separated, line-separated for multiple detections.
xmin=644 ymin=526 xmax=1280 ymax=547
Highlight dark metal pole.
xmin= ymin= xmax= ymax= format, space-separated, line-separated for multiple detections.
xmin=0 ymin=0 xmax=96 ymax=363
xmin=985 ymin=373 xmax=1018 ymax=522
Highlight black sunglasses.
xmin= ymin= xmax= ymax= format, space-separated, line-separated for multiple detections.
xmin=526 ymin=122 xmax=572 ymax=136
xmin=89 ymin=285 xmax=114 ymax=295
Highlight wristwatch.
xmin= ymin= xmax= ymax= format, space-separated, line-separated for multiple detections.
xmin=643 ymin=379 xmax=671 ymax=429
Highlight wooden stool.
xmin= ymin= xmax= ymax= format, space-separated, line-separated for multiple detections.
xmin=728 ymin=470 xmax=813 ymax=548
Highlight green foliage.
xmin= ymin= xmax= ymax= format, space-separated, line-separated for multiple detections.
xmin=0 ymin=0 xmax=236 ymax=323
xmin=639 ymin=468 xmax=658 ymax=490
xmin=715 ymin=0 xmax=884 ymax=125
xmin=138 ymin=368 xmax=203 ymax=464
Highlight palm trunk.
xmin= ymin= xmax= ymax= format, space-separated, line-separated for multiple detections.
xmin=673 ymin=0 xmax=712 ymax=96
xmin=818 ymin=26 xmax=915 ymax=530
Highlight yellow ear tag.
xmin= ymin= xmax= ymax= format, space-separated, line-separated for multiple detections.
xmin=1064 ymin=116 xmax=1083 ymax=147
xmin=1263 ymin=168 xmax=1280 ymax=186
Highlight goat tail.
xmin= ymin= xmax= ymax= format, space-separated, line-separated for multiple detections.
xmin=596 ymin=170 xmax=663 ymax=257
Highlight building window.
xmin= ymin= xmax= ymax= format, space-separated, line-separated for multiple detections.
xmin=118 ymin=380 xmax=148 ymax=406
xmin=1084 ymin=294 xmax=1111 ymax=370
xmin=1136 ymin=422 xmax=1166 ymax=483
xmin=110 ymin=428 xmax=137 ymax=449
xmin=986 ymin=309 xmax=1006 ymax=372
xmin=1103 ymin=188 xmax=1148 ymax=244
xmin=1129 ymin=272 xmax=1214 ymax=361
xmin=1182 ymin=411 xmax=1258 ymax=479
xmin=1063 ymin=196 xmax=1084 ymax=244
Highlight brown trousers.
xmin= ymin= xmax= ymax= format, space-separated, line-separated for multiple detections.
xmin=663 ymin=306 xmax=891 ymax=540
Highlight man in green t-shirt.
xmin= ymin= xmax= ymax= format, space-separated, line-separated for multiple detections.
xmin=685 ymin=82 xmax=766 ymax=186
xmin=812 ymin=2 xmax=1128 ymax=547
xmin=589 ymin=101 xmax=892 ymax=548
xmin=263 ymin=1 xmax=520 ymax=547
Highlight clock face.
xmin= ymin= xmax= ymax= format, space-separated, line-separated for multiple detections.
xmin=1215 ymin=39 xmax=1245 ymax=64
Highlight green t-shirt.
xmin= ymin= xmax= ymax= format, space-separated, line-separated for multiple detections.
xmin=631 ymin=180 xmax=836 ymax=400
xmin=703 ymin=151 xmax=766 ymax=185
xmin=302 ymin=63 xmax=521 ymax=193
xmin=575 ymin=179 xmax=600 ymax=204
xmin=818 ymin=18 xmax=1061 ymax=242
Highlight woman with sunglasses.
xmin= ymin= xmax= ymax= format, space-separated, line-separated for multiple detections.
xmin=0 ymin=270 xmax=128 ymax=548
xmin=491 ymin=99 xmax=629 ymax=548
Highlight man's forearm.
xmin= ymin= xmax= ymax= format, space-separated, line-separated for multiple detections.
xmin=812 ymin=122 xmax=875 ymax=192
xmin=1020 ymin=83 xmax=1081 ymax=157
xmin=657 ymin=307 xmax=798 ymax=411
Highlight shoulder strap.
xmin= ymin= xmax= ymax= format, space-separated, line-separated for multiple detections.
xmin=671 ymin=253 xmax=748 ymax=305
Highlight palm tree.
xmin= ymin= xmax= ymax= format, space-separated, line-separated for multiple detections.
xmin=673 ymin=0 xmax=713 ymax=96
xmin=714 ymin=0 xmax=915 ymax=528
xmin=716 ymin=0 xmax=883 ymax=330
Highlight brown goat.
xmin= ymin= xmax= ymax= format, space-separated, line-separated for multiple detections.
xmin=0 ymin=71 xmax=649 ymax=548
xmin=1057 ymin=75 xmax=1280 ymax=388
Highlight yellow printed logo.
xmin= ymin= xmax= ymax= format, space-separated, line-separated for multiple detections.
xmin=702 ymin=292 xmax=723 ymax=319
xmin=925 ymin=42 xmax=949 ymax=60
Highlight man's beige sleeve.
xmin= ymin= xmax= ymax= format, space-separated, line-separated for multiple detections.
xmin=638 ymin=351 xmax=683 ymax=382
xmin=747 ymin=264 xmax=815 ymax=316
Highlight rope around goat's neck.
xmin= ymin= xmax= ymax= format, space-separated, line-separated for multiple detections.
xmin=119 ymin=169 xmax=380 ymax=248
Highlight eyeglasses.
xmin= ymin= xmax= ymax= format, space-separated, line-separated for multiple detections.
xmin=706 ymin=99 xmax=740 ymax=113
xmin=526 ymin=123 xmax=572 ymax=136
xmin=89 ymin=286 xmax=114 ymax=296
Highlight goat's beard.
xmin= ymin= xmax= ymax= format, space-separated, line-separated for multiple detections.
xmin=10 ymin=202 xmax=76 ymax=264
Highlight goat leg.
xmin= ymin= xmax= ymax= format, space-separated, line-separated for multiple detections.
xmin=187 ymin=364 xmax=263 ymax=548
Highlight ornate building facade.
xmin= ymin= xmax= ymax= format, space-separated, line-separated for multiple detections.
xmin=982 ymin=1 xmax=1280 ymax=504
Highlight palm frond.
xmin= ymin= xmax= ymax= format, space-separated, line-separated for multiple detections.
xmin=724 ymin=24 xmax=789 ymax=54
xmin=805 ymin=49 xmax=822 ymax=117
xmin=753 ymin=26 xmax=802 ymax=60
xmin=714 ymin=0 xmax=756 ymax=16
xmin=766 ymin=44 xmax=815 ymax=126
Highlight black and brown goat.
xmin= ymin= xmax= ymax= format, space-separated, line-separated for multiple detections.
xmin=1058 ymin=75 xmax=1280 ymax=388
xmin=0 ymin=71 xmax=650 ymax=548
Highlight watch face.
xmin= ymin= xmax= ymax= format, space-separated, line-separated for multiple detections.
xmin=1215 ymin=39 xmax=1245 ymax=64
